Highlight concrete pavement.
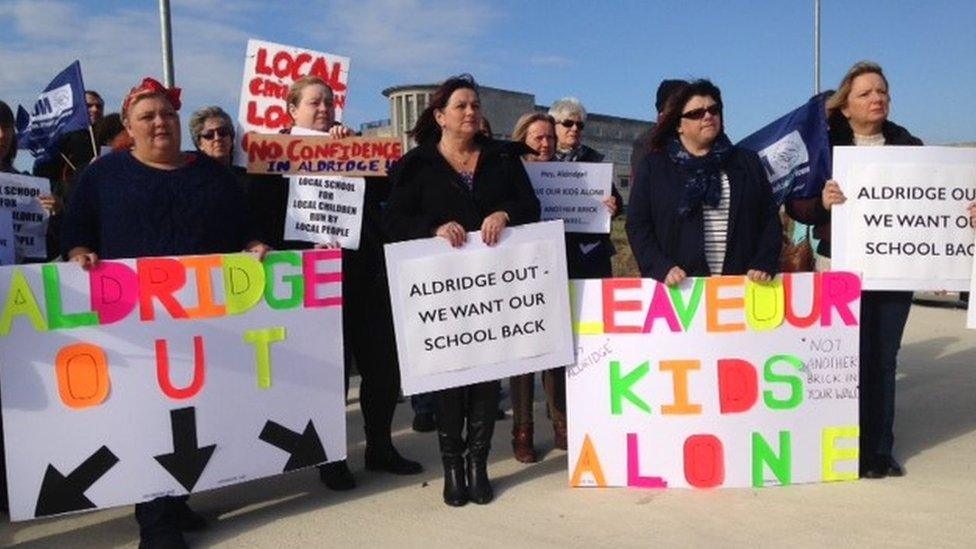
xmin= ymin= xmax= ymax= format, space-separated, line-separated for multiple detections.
xmin=3 ymin=302 xmax=975 ymax=548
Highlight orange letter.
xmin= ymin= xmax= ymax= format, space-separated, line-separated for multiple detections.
xmin=570 ymin=434 xmax=607 ymax=487
xmin=660 ymin=360 xmax=702 ymax=415
xmin=706 ymin=276 xmax=745 ymax=332
xmin=180 ymin=256 xmax=226 ymax=319
xmin=56 ymin=343 xmax=110 ymax=409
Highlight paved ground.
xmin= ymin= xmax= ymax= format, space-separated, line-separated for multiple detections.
xmin=3 ymin=301 xmax=975 ymax=548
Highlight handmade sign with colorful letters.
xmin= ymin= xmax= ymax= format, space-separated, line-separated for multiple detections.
xmin=567 ymin=272 xmax=861 ymax=489
xmin=0 ymin=250 xmax=345 ymax=521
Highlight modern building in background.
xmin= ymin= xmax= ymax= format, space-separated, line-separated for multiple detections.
xmin=368 ymin=84 xmax=653 ymax=203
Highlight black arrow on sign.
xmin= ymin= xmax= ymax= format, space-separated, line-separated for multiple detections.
xmin=153 ymin=407 xmax=216 ymax=492
xmin=35 ymin=445 xmax=119 ymax=518
xmin=259 ymin=420 xmax=327 ymax=472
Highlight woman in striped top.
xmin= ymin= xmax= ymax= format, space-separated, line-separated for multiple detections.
xmin=626 ymin=79 xmax=780 ymax=285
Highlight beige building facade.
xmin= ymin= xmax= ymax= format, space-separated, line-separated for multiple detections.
xmin=375 ymin=84 xmax=652 ymax=203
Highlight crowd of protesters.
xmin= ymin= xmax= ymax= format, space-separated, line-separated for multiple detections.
xmin=1 ymin=59 xmax=973 ymax=548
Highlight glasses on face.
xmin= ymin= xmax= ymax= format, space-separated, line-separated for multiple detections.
xmin=558 ymin=120 xmax=585 ymax=130
xmin=200 ymin=127 xmax=233 ymax=140
xmin=680 ymin=105 xmax=722 ymax=120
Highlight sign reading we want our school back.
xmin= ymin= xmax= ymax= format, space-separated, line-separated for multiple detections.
xmin=567 ymin=272 xmax=861 ymax=489
xmin=0 ymin=250 xmax=345 ymax=521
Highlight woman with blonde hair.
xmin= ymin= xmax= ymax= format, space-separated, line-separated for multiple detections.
xmin=787 ymin=61 xmax=922 ymax=479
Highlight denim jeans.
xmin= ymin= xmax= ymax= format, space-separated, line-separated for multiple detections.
xmin=858 ymin=290 xmax=913 ymax=459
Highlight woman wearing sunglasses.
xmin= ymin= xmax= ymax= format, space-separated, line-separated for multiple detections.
xmin=189 ymin=106 xmax=236 ymax=167
xmin=626 ymin=79 xmax=780 ymax=286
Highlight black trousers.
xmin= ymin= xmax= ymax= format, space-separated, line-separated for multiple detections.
xmin=343 ymin=274 xmax=400 ymax=449
xmin=858 ymin=290 xmax=913 ymax=460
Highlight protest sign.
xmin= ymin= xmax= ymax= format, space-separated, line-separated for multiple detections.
xmin=832 ymin=146 xmax=976 ymax=291
xmin=235 ymin=39 xmax=350 ymax=167
xmin=284 ymin=175 xmax=365 ymax=248
xmin=0 ymin=210 xmax=14 ymax=265
xmin=385 ymin=221 xmax=574 ymax=395
xmin=523 ymin=161 xmax=613 ymax=233
xmin=567 ymin=273 xmax=861 ymax=489
xmin=0 ymin=250 xmax=345 ymax=521
xmin=0 ymin=172 xmax=51 ymax=259
xmin=244 ymin=133 xmax=401 ymax=176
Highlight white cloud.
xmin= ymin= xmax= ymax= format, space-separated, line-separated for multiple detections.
xmin=307 ymin=0 xmax=498 ymax=80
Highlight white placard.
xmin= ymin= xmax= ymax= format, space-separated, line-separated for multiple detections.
xmin=832 ymin=146 xmax=976 ymax=291
xmin=567 ymin=273 xmax=862 ymax=489
xmin=0 ymin=250 xmax=345 ymax=521
xmin=235 ymin=39 xmax=351 ymax=167
xmin=284 ymin=175 xmax=365 ymax=249
xmin=385 ymin=221 xmax=574 ymax=394
xmin=0 ymin=209 xmax=15 ymax=265
xmin=523 ymin=161 xmax=613 ymax=233
xmin=0 ymin=172 xmax=51 ymax=259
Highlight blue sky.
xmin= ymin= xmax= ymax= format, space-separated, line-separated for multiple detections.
xmin=2 ymin=0 xmax=975 ymax=169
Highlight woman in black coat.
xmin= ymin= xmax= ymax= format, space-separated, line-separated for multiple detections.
xmin=626 ymin=80 xmax=781 ymax=284
xmin=384 ymin=74 xmax=540 ymax=507
xmin=787 ymin=61 xmax=922 ymax=479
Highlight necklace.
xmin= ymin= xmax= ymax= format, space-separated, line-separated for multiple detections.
xmin=438 ymin=142 xmax=479 ymax=173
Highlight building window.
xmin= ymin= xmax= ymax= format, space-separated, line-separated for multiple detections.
xmin=395 ymin=95 xmax=404 ymax=135
xmin=405 ymin=94 xmax=415 ymax=130
xmin=619 ymin=177 xmax=630 ymax=188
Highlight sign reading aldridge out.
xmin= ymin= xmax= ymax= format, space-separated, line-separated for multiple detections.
xmin=244 ymin=133 xmax=403 ymax=177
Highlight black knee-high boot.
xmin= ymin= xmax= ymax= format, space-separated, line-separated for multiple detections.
xmin=466 ymin=381 xmax=499 ymax=504
xmin=436 ymin=388 xmax=467 ymax=506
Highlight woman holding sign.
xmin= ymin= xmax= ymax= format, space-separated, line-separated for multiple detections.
xmin=548 ymin=98 xmax=623 ymax=278
xmin=385 ymin=75 xmax=540 ymax=506
xmin=248 ymin=76 xmax=423 ymax=492
xmin=787 ymin=61 xmax=922 ymax=479
xmin=61 ymin=76 xmax=268 ymax=549
xmin=626 ymin=79 xmax=781 ymax=285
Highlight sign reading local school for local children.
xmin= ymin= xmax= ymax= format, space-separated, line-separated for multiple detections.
xmin=235 ymin=38 xmax=350 ymax=167
xmin=385 ymin=221 xmax=574 ymax=395
xmin=567 ymin=273 xmax=861 ymax=489
xmin=0 ymin=250 xmax=345 ymax=521
xmin=831 ymin=146 xmax=976 ymax=291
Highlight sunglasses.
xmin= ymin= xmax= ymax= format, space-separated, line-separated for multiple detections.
xmin=200 ymin=127 xmax=233 ymax=140
xmin=681 ymin=105 xmax=722 ymax=120
xmin=558 ymin=120 xmax=585 ymax=130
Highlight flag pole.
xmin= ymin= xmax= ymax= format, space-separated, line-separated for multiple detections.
xmin=814 ymin=0 xmax=821 ymax=94
xmin=88 ymin=125 xmax=98 ymax=158
xmin=159 ymin=0 xmax=175 ymax=87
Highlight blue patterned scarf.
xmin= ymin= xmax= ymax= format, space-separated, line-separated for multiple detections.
xmin=667 ymin=134 xmax=733 ymax=217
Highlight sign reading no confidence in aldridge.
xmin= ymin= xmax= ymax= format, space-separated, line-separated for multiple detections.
xmin=0 ymin=250 xmax=345 ymax=521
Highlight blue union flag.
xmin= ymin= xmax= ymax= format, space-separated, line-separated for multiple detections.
xmin=15 ymin=61 xmax=90 ymax=163
xmin=738 ymin=93 xmax=831 ymax=206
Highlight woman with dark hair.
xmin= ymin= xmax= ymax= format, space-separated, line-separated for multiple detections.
xmin=0 ymin=100 xmax=17 ymax=173
xmin=385 ymin=74 xmax=540 ymax=506
xmin=626 ymin=79 xmax=780 ymax=285
xmin=787 ymin=61 xmax=922 ymax=479
xmin=248 ymin=75 xmax=422 ymax=492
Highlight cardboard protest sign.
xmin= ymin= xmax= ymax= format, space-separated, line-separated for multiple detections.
xmin=0 ymin=210 xmax=14 ymax=265
xmin=0 ymin=172 xmax=51 ymax=259
xmin=244 ymin=133 xmax=401 ymax=176
xmin=831 ymin=146 xmax=976 ymax=291
xmin=567 ymin=273 xmax=861 ymax=489
xmin=385 ymin=221 xmax=574 ymax=395
xmin=0 ymin=250 xmax=345 ymax=521
xmin=284 ymin=175 xmax=365 ymax=249
xmin=235 ymin=39 xmax=350 ymax=167
xmin=523 ymin=161 xmax=613 ymax=233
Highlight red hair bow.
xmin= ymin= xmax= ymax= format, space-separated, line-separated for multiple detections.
xmin=121 ymin=77 xmax=182 ymax=117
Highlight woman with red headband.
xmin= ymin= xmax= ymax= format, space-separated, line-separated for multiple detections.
xmin=62 ymin=77 xmax=268 ymax=549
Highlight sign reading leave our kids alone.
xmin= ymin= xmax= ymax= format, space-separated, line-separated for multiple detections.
xmin=0 ymin=250 xmax=346 ymax=521
xmin=235 ymin=39 xmax=350 ymax=167
xmin=567 ymin=272 xmax=861 ymax=489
